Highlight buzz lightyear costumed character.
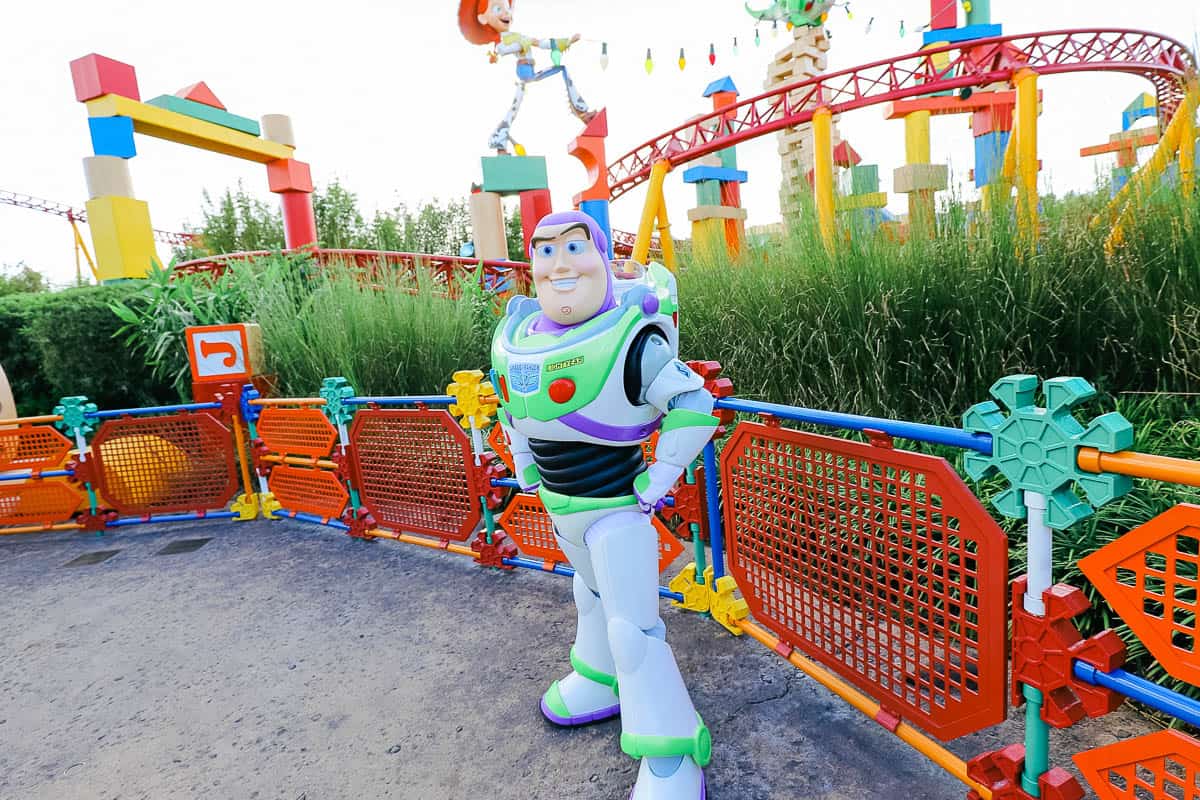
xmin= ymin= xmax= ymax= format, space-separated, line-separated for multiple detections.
xmin=491 ymin=211 xmax=717 ymax=799
xmin=458 ymin=0 xmax=596 ymax=155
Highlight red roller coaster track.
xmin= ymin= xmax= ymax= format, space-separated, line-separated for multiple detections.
xmin=605 ymin=28 xmax=1196 ymax=202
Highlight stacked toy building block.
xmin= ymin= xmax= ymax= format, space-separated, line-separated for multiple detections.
xmin=766 ymin=26 xmax=843 ymax=225
xmin=70 ymin=53 xmax=313 ymax=281
xmin=684 ymin=79 xmax=748 ymax=259
xmin=474 ymin=154 xmax=552 ymax=261
xmin=832 ymin=141 xmax=889 ymax=229
xmin=1079 ymin=94 xmax=1160 ymax=196
xmin=567 ymin=109 xmax=614 ymax=258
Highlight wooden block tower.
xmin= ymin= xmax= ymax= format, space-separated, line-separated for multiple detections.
xmin=685 ymin=79 xmax=749 ymax=260
xmin=766 ymin=26 xmax=842 ymax=225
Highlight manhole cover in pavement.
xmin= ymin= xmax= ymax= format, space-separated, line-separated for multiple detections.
xmin=64 ymin=550 xmax=121 ymax=567
xmin=155 ymin=538 xmax=212 ymax=555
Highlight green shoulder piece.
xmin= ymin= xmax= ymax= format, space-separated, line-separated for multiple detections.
xmin=645 ymin=262 xmax=679 ymax=316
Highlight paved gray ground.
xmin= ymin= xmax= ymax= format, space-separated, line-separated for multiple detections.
xmin=0 ymin=520 xmax=1152 ymax=800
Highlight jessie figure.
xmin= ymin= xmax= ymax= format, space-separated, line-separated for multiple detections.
xmin=458 ymin=0 xmax=597 ymax=155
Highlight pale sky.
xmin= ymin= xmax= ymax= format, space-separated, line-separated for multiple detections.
xmin=1 ymin=1 xmax=1197 ymax=287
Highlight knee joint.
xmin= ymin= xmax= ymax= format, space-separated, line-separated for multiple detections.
xmin=607 ymin=617 xmax=666 ymax=673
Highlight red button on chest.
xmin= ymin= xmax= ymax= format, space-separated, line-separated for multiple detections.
xmin=548 ymin=378 xmax=576 ymax=403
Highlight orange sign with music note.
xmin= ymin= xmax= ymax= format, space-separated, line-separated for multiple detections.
xmin=185 ymin=324 xmax=262 ymax=384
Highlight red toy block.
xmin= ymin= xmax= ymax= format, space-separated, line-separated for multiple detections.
xmin=519 ymin=189 xmax=553 ymax=253
xmin=720 ymin=181 xmax=741 ymax=208
xmin=973 ymin=105 xmax=1015 ymax=136
xmin=70 ymin=53 xmax=140 ymax=103
xmin=280 ymin=191 xmax=317 ymax=249
xmin=929 ymin=0 xmax=956 ymax=31
xmin=569 ymin=134 xmax=609 ymax=204
xmin=267 ymin=159 xmax=314 ymax=194
xmin=966 ymin=744 xmax=1084 ymax=800
xmin=579 ymin=107 xmax=608 ymax=138
xmin=832 ymin=141 xmax=862 ymax=167
xmin=175 ymin=81 xmax=226 ymax=110
xmin=1010 ymin=577 xmax=1127 ymax=728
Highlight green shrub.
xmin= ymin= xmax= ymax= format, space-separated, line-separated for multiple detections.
xmin=0 ymin=285 xmax=176 ymax=416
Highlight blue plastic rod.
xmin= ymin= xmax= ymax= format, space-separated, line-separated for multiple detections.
xmin=1074 ymin=662 xmax=1200 ymax=728
xmin=501 ymin=555 xmax=685 ymax=601
xmin=86 ymin=402 xmax=224 ymax=420
xmin=0 ymin=469 xmax=73 ymax=482
xmin=271 ymin=509 xmax=351 ymax=531
xmin=343 ymin=395 xmax=455 ymax=407
xmin=107 ymin=510 xmax=239 ymax=527
xmin=702 ymin=441 xmax=726 ymax=580
xmin=713 ymin=397 xmax=994 ymax=454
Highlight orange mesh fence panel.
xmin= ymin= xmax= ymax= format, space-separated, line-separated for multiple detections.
xmin=91 ymin=413 xmax=238 ymax=515
xmin=0 ymin=425 xmax=74 ymax=471
xmin=1080 ymin=503 xmax=1200 ymax=687
xmin=498 ymin=491 xmax=684 ymax=574
xmin=267 ymin=464 xmax=348 ymax=519
xmin=1075 ymin=729 xmax=1200 ymax=800
xmin=0 ymin=481 xmax=84 ymax=526
xmin=257 ymin=408 xmax=338 ymax=459
xmin=721 ymin=422 xmax=1008 ymax=741
xmin=350 ymin=408 xmax=479 ymax=542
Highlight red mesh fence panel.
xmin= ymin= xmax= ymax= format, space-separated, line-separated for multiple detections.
xmin=1080 ymin=503 xmax=1200 ymax=687
xmin=267 ymin=464 xmax=348 ymax=519
xmin=0 ymin=425 xmax=74 ymax=472
xmin=350 ymin=408 xmax=479 ymax=542
xmin=498 ymin=491 xmax=684 ymax=574
xmin=0 ymin=481 xmax=84 ymax=526
xmin=256 ymin=408 xmax=338 ymax=459
xmin=721 ymin=422 xmax=1008 ymax=741
xmin=1074 ymin=729 xmax=1200 ymax=800
xmin=91 ymin=413 xmax=239 ymax=515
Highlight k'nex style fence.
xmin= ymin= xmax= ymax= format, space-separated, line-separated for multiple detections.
xmin=4 ymin=365 xmax=1200 ymax=799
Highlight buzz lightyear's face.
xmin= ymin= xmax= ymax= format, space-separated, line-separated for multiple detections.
xmin=530 ymin=221 xmax=608 ymax=326
xmin=477 ymin=0 xmax=513 ymax=32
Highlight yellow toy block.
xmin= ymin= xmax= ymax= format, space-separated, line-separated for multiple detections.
xmin=85 ymin=195 xmax=159 ymax=281
xmin=86 ymin=94 xmax=293 ymax=164
xmin=668 ymin=562 xmax=710 ymax=613
xmin=836 ymin=192 xmax=889 ymax=211
xmin=686 ymin=205 xmax=748 ymax=222
xmin=690 ymin=218 xmax=725 ymax=259
xmin=705 ymin=566 xmax=749 ymax=635
xmin=231 ymin=492 xmax=260 ymax=521
xmin=260 ymin=492 xmax=282 ymax=518
xmin=83 ymin=156 xmax=134 ymax=199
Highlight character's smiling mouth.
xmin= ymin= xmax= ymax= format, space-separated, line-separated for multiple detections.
xmin=551 ymin=277 xmax=579 ymax=291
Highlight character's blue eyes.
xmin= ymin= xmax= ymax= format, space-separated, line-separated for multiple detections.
xmin=537 ymin=244 xmax=556 ymax=258
xmin=535 ymin=240 xmax=590 ymax=258
xmin=566 ymin=240 xmax=588 ymax=255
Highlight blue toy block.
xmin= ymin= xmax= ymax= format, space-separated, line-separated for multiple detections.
xmin=88 ymin=115 xmax=136 ymax=158
xmin=1122 ymin=106 xmax=1157 ymax=132
xmin=703 ymin=76 xmax=738 ymax=97
xmin=921 ymin=23 xmax=1002 ymax=47
xmin=973 ymin=130 xmax=1010 ymax=188
xmin=682 ymin=166 xmax=748 ymax=184
xmin=579 ymin=199 xmax=613 ymax=259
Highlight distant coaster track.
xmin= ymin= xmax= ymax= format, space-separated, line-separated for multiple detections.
xmin=604 ymin=28 xmax=1196 ymax=203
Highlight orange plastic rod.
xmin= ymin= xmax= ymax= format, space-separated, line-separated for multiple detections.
xmin=366 ymin=528 xmax=478 ymax=559
xmin=1 ymin=522 xmax=83 ymax=536
xmin=248 ymin=398 xmax=327 ymax=407
xmin=231 ymin=417 xmax=254 ymax=495
xmin=1078 ymin=448 xmax=1200 ymax=488
xmin=8 ymin=415 xmax=64 ymax=425
xmin=260 ymin=453 xmax=339 ymax=470
xmin=735 ymin=618 xmax=992 ymax=799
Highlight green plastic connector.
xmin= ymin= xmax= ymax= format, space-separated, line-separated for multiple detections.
xmin=53 ymin=396 xmax=98 ymax=437
xmin=962 ymin=375 xmax=1134 ymax=530
xmin=319 ymin=377 xmax=356 ymax=428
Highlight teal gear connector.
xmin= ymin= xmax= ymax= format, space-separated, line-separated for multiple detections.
xmin=319 ymin=377 xmax=356 ymax=428
xmin=962 ymin=374 xmax=1134 ymax=530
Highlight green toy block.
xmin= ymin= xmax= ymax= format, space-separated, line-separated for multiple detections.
xmin=480 ymin=155 xmax=549 ymax=194
xmin=963 ymin=374 xmax=1134 ymax=530
xmin=145 ymin=95 xmax=261 ymax=136
xmin=718 ymin=147 xmax=738 ymax=171
xmin=850 ymin=165 xmax=879 ymax=195
xmin=696 ymin=180 xmax=722 ymax=206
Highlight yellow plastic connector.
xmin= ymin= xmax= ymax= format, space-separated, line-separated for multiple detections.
xmin=231 ymin=492 xmax=260 ymax=521
xmin=669 ymin=562 xmax=711 ymax=613
xmin=705 ymin=566 xmax=749 ymax=636
xmin=260 ymin=492 xmax=282 ymax=519
xmin=446 ymin=369 xmax=498 ymax=429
